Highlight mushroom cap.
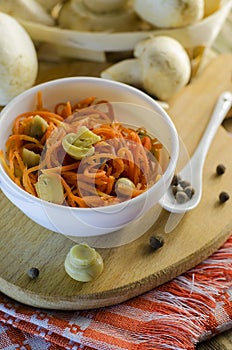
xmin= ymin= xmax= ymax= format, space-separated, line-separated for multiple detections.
xmin=83 ymin=0 xmax=125 ymax=13
xmin=133 ymin=0 xmax=204 ymax=28
xmin=58 ymin=0 xmax=140 ymax=32
xmin=0 ymin=12 xmax=38 ymax=106
xmin=139 ymin=36 xmax=191 ymax=100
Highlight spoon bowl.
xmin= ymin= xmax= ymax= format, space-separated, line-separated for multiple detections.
xmin=159 ymin=91 xmax=232 ymax=214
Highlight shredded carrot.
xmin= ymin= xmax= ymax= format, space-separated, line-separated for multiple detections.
xmin=36 ymin=91 xmax=43 ymax=110
xmin=6 ymin=134 xmax=41 ymax=149
xmin=72 ymin=96 xmax=96 ymax=110
xmin=22 ymin=168 xmax=36 ymax=196
xmin=141 ymin=135 xmax=152 ymax=151
xmin=13 ymin=150 xmax=25 ymax=173
xmin=106 ymin=175 xmax=115 ymax=195
xmin=0 ymin=150 xmax=15 ymax=180
xmin=0 ymin=92 xmax=164 ymax=208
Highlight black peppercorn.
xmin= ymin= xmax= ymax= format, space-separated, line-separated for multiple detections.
xmin=172 ymin=186 xmax=178 ymax=196
xmin=216 ymin=164 xmax=226 ymax=175
xmin=219 ymin=191 xmax=230 ymax=203
xmin=27 ymin=267 xmax=40 ymax=279
xmin=184 ymin=186 xmax=195 ymax=199
xmin=175 ymin=191 xmax=189 ymax=203
xmin=170 ymin=174 xmax=195 ymax=203
xmin=179 ymin=180 xmax=191 ymax=189
xmin=149 ymin=236 xmax=164 ymax=250
xmin=171 ymin=174 xmax=181 ymax=186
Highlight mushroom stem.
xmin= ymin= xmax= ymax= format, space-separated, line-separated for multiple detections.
xmin=101 ymin=59 xmax=143 ymax=88
xmin=101 ymin=59 xmax=170 ymax=109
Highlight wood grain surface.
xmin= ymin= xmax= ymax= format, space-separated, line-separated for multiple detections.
xmin=197 ymin=329 xmax=232 ymax=350
xmin=0 ymin=54 xmax=232 ymax=313
xmin=199 ymin=27 xmax=232 ymax=350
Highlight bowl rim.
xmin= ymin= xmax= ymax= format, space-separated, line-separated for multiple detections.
xmin=0 ymin=76 xmax=179 ymax=212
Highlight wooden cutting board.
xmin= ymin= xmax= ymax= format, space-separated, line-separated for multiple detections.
xmin=0 ymin=54 xmax=232 ymax=310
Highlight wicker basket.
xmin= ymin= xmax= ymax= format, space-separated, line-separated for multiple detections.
xmin=20 ymin=0 xmax=232 ymax=66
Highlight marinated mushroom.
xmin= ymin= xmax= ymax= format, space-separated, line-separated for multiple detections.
xmin=133 ymin=0 xmax=204 ymax=28
xmin=58 ymin=0 xmax=141 ymax=32
xmin=35 ymin=173 xmax=64 ymax=204
xmin=22 ymin=148 xmax=40 ymax=168
xmin=115 ymin=177 xmax=135 ymax=198
xmin=64 ymin=243 xmax=104 ymax=282
xmin=25 ymin=115 xmax=48 ymax=139
xmin=101 ymin=36 xmax=191 ymax=101
xmin=62 ymin=126 xmax=101 ymax=160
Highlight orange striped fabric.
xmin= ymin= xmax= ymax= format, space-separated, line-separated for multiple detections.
xmin=0 ymin=235 xmax=232 ymax=350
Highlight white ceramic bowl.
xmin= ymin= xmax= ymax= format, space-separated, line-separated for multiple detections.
xmin=0 ymin=77 xmax=179 ymax=238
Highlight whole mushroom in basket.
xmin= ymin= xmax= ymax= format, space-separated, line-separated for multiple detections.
xmin=101 ymin=36 xmax=191 ymax=101
xmin=58 ymin=0 xmax=141 ymax=32
xmin=133 ymin=0 xmax=204 ymax=28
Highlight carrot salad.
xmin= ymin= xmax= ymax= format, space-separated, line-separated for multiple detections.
xmin=0 ymin=92 xmax=164 ymax=208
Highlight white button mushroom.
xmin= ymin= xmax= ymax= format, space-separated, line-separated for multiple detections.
xmin=133 ymin=0 xmax=204 ymax=28
xmin=138 ymin=36 xmax=191 ymax=100
xmin=101 ymin=58 xmax=143 ymax=89
xmin=0 ymin=12 xmax=38 ymax=106
xmin=101 ymin=36 xmax=191 ymax=101
xmin=58 ymin=0 xmax=140 ymax=32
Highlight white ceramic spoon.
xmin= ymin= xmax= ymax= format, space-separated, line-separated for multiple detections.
xmin=159 ymin=91 xmax=232 ymax=214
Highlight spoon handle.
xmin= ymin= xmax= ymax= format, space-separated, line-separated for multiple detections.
xmin=190 ymin=91 xmax=232 ymax=167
